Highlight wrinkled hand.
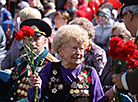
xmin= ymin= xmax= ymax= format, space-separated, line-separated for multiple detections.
xmin=29 ymin=73 xmax=42 ymax=89
xmin=112 ymin=73 xmax=124 ymax=89
xmin=104 ymin=87 xmax=115 ymax=102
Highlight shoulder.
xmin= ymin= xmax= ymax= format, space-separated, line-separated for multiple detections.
xmin=45 ymin=52 xmax=60 ymax=62
xmin=91 ymin=43 xmax=106 ymax=54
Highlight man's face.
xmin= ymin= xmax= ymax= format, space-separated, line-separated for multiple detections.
xmin=123 ymin=10 xmax=137 ymax=37
xmin=25 ymin=35 xmax=47 ymax=55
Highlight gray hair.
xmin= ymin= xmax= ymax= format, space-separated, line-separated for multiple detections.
xmin=122 ymin=5 xmax=138 ymax=15
xmin=52 ymin=24 xmax=89 ymax=54
xmin=69 ymin=17 xmax=95 ymax=40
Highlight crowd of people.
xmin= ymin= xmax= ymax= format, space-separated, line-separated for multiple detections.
xmin=0 ymin=0 xmax=138 ymax=101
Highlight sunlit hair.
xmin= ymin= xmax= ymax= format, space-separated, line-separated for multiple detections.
xmin=122 ymin=5 xmax=138 ymax=16
xmin=54 ymin=10 xmax=70 ymax=23
xmin=19 ymin=7 xmax=41 ymax=20
xmin=52 ymin=25 xmax=89 ymax=54
xmin=111 ymin=22 xmax=133 ymax=41
xmin=69 ymin=17 xmax=95 ymax=40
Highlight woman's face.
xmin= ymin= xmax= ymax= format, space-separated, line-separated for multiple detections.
xmin=54 ymin=15 xmax=67 ymax=29
xmin=99 ymin=15 xmax=108 ymax=25
xmin=59 ymin=40 xmax=85 ymax=68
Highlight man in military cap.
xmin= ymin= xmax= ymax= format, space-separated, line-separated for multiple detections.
xmin=1 ymin=18 xmax=59 ymax=102
xmin=105 ymin=0 xmax=138 ymax=101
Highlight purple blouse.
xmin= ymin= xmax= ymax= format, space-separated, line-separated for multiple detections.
xmin=28 ymin=62 xmax=105 ymax=102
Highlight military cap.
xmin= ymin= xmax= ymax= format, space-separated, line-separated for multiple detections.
xmin=20 ymin=18 xmax=52 ymax=37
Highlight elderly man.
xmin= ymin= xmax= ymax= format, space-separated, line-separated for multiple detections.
xmin=105 ymin=0 xmax=138 ymax=101
xmin=0 ymin=18 xmax=59 ymax=102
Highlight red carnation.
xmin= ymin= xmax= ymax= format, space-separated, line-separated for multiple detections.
xmin=127 ymin=58 xmax=138 ymax=69
xmin=108 ymin=49 xmax=122 ymax=60
xmin=109 ymin=37 xmax=125 ymax=52
xmin=14 ymin=30 xmax=24 ymax=41
xmin=124 ymin=40 xmax=137 ymax=56
xmin=21 ymin=26 xmax=35 ymax=37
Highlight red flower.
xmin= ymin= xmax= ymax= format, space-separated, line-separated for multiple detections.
xmin=109 ymin=37 xmax=125 ymax=52
xmin=21 ymin=26 xmax=35 ymax=37
xmin=14 ymin=30 xmax=24 ymax=41
xmin=124 ymin=40 xmax=137 ymax=56
xmin=108 ymin=49 xmax=121 ymax=59
xmin=127 ymin=58 xmax=138 ymax=68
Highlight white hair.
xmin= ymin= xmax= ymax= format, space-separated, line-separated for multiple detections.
xmin=122 ymin=5 xmax=138 ymax=15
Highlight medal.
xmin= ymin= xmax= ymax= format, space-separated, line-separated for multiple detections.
xmin=78 ymin=84 xmax=83 ymax=89
xmin=19 ymin=83 xmax=23 ymax=88
xmin=71 ymin=82 xmax=77 ymax=88
xmin=21 ymin=90 xmax=25 ymax=95
xmin=52 ymin=69 xmax=57 ymax=75
xmin=23 ymin=84 xmax=26 ymax=89
xmin=58 ymin=84 xmax=63 ymax=90
xmin=50 ymin=76 xmax=56 ymax=82
xmin=70 ymin=89 xmax=74 ymax=94
xmin=84 ymin=90 xmax=89 ymax=96
xmin=24 ymin=92 xmax=28 ymax=96
xmin=52 ymin=88 xmax=57 ymax=93
xmin=17 ymin=89 xmax=21 ymax=93
xmin=83 ymin=84 xmax=89 ymax=89
xmin=74 ymin=89 xmax=79 ymax=94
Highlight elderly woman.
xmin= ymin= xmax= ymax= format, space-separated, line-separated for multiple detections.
xmin=69 ymin=17 xmax=107 ymax=76
xmin=27 ymin=25 xmax=104 ymax=102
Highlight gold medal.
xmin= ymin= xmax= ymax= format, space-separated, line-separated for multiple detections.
xmin=78 ymin=84 xmax=83 ymax=89
xmin=70 ymin=89 xmax=74 ymax=94
xmin=17 ymin=89 xmax=21 ymax=93
xmin=74 ymin=89 xmax=79 ymax=94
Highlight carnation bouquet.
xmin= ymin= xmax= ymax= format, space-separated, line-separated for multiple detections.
xmin=107 ymin=36 xmax=138 ymax=102
xmin=14 ymin=25 xmax=39 ymax=102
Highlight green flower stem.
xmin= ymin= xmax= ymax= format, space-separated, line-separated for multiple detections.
xmin=34 ymin=87 xmax=39 ymax=102
xmin=23 ymin=37 xmax=39 ymax=102
xmin=115 ymin=87 xmax=121 ymax=102
xmin=29 ymin=37 xmax=39 ymax=102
